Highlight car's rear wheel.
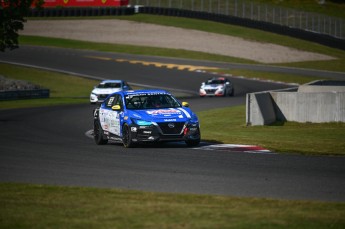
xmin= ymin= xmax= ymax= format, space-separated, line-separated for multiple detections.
xmin=122 ymin=123 xmax=136 ymax=148
xmin=94 ymin=120 xmax=108 ymax=145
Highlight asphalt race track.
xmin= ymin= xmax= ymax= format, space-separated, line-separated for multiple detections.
xmin=1 ymin=46 xmax=345 ymax=202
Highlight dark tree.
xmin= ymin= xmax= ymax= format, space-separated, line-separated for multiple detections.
xmin=0 ymin=0 xmax=41 ymax=52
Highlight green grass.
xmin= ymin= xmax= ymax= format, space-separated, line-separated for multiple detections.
xmin=1 ymin=183 xmax=345 ymax=229
xmin=0 ymin=63 xmax=99 ymax=109
xmin=198 ymin=105 xmax=345 ymax=156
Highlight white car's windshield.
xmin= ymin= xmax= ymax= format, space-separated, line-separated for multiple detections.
xmin=125 ymin=94 xmax=181 ymax=110
xmin=206 ymin=79 xmax=225 ymax=85
xmin=97 ymin=83 xmax=121 ymax=89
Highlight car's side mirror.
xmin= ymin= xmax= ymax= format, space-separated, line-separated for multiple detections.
xmin=182 ymin=102 xmax=189 ymax=107
xmin=111 ymin=105 xmax=121 ymax=111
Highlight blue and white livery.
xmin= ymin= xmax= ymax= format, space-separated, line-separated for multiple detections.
xmin=93 ymin=89 xmax=201 ymax=148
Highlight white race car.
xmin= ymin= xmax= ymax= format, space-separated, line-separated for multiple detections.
xmin=90 ymin=80 xmax=132 ymax=104
xmin=199 ymin=77 xmax=234 ymax=97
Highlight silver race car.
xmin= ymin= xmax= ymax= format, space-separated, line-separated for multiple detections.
xmin=199 ymin=77 xmax=234 ymax=97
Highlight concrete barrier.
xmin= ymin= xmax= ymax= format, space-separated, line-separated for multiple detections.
xmin=246 ymin=80 xmax=345 ymax=125
xmin=246 ymin=92 xmax=276 ymax=126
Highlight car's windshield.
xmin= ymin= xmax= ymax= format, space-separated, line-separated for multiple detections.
xmin=97 ymin=83 xmax=121 ymax=89
xmin=206 ymin=79 xmax=225 ymax=85
xmin=125 ymin=93 xmax=181 ymax=110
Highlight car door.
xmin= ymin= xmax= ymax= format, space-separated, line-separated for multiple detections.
xmin=100 ymin=94 xmax=122 ymax=136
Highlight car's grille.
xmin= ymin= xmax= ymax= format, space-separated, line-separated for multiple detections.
xmin=206 ymin=89 xmax=217 ymax=93
xmin=157 ymin=122 xmax=185 ymax=135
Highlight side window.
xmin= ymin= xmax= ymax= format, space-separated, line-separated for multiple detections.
xmin=105 ymin=96 xmax=116 ymax=108
xmin=114 ymin=95 xmax=123 ymax=107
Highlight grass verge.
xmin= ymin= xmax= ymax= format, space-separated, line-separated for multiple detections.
xmin=198 ymin=105 xmax=345 ymax=156
xmin=0 ymin=63 xmax=99 ymax=109
xmin=1 ymin=183 xmax=345 ymax=229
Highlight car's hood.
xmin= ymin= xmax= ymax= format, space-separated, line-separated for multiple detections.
xmin=92 ymin=88 xmax=121 ymax=94
xmin=128 ymin=108 xmax=193 ymax=122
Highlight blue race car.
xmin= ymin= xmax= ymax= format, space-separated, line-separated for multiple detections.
xmin=93 ymin=89 xmax=201 ymax=148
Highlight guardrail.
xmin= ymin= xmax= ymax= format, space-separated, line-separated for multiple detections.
xmin=0 ymin=89 xmax=50 ymax=101
xmin=138 ymin=6 xmax=345 ymax=51
xmin=27 ymin=6 xmax=345 ymax=50
xmin=133 ymin=0 xmax=345 ymax=40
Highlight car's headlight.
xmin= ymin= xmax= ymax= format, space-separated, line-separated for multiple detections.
xmin=91 ymin=93 xmax=98 ymax=96
xmin=133 ymin=119 xmax=153 ymax=126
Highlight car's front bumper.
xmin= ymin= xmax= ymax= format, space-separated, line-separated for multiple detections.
xmin=128 ymin=122 xmax=200 ymax=143
xmin=199 ymin=88 xmax=225 ymax=96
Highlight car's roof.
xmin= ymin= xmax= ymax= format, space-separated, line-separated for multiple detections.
xmin=209 ymin=77 xmax=226 ymax=81
xmin=99 ymin=80 xmax=123 ymax=84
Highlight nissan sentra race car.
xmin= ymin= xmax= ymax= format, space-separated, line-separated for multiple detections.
xmin=90 ymin=80 xmax=132 ymax=104
xmin=199 ymin=77 xmax=234 ymax=97
xmin=93 ymin=89 xmax=201 ymax=148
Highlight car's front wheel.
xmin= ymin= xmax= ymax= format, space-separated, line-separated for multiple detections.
xmin=122 ymin=123 xmax=136 ymax=148
xmin=185 ymin=138 xmax=200 ymax=147
xmin=94 ymin=120 xmax=108 ymax=145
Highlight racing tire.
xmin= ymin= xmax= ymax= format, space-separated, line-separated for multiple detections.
xmin=122 ymin=123 xmax=136 ymax=148
xmin=230 ymin=88 xmax=235 ymax=97
xmin=94 ymin=120 xmax=108 ymax=145
xmin=185 ymin=138 xmax=200 ymax=147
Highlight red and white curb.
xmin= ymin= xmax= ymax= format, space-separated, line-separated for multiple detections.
xmin=195 ymin=144 xmax=275 ymax=154
xmin=86 ymin=130 xmax=273 ymax=154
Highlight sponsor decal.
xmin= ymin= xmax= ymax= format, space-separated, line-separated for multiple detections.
xmin=164 ymin=119 xmax=176 ymax=122
xmin=143 ymin=131 xmax=152 ymax=134
xmin=146 ymin=109 xmax=181 ymax=115
xmin=40 ymin=0 xmax=128 ymax=8
xmin=124 ymin=116 xmax=128 ymax=120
